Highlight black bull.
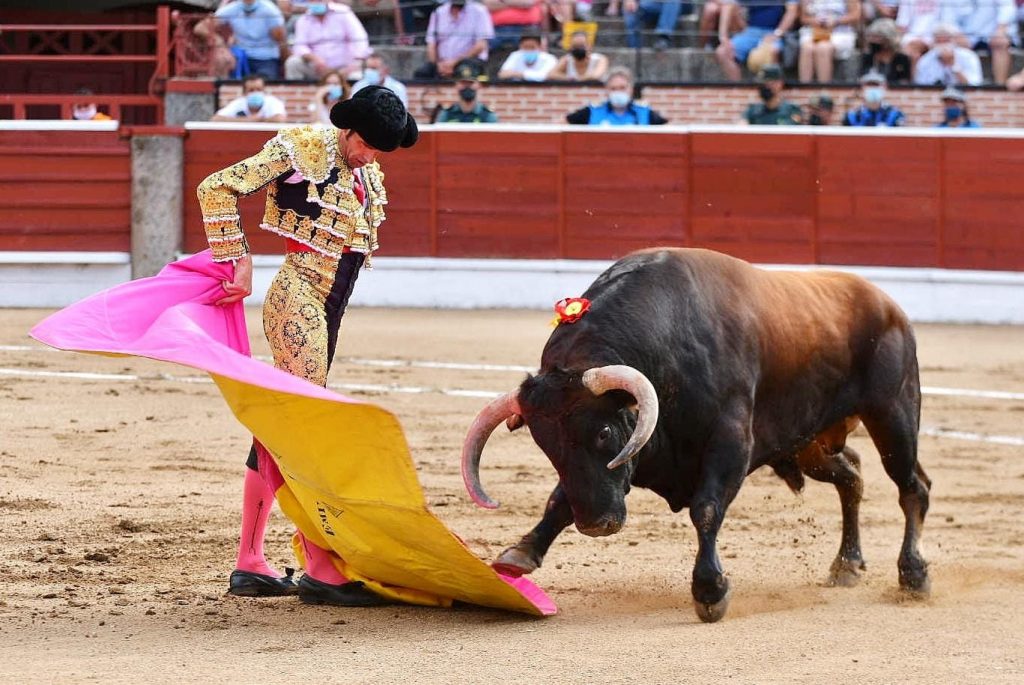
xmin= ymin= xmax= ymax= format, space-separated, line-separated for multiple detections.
xmin=462 ymin=248 xmax=931 ymax=623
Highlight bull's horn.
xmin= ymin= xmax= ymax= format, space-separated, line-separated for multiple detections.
xmin=461 ymin=390 xmax=522 ymax=509
xmin=582 ymin=365 xmax=659 ymax=470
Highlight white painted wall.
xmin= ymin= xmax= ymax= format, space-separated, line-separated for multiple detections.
xmin=3 ymin=252 xmax=1022 ymax=324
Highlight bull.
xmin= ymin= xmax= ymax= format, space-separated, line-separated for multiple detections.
xmin=462 ymin=248 xmax=931 ymax=623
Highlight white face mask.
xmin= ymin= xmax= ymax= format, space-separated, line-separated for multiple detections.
xmin=608 ymin=91 xmax=631 ymax=109
xmin=73 ymin=105 xmax=97 ymax=120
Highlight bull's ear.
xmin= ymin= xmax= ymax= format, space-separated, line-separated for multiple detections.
xmin=506 ymin=414 xmax=525 ymax=432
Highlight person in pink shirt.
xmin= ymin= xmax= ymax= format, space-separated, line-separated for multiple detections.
xmin=415 ymin=0 xmax=495 ymax=79
xmin=284 ymin=1 xmax=371 ymax=79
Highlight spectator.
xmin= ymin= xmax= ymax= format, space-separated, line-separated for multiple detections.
xmin=284 ymin=2 xmax=370 ymax=80
xmin=945 ymin=0 xmax=1017 ymax=85
xmin=69 ymin=88 xmax=112 ymax=121
xmin=715 ymin=0 xmax=800 ymax=82
xmin=913 ymin=23 xmax=983 ymax=86
xmin=484 ymin=0 xmax=546 ymax=50
xmin=212 ymin=74 xmax=287 ymax=122
xmin=863 ymin=0 xmax=899 ymax=20
xmin=935 ymin=86 xmax=981 ymax=127
xmin=547 ymin=30 xmax=610 ymax=81
xmin=565 ymin=66 xmax=668 ymax=125
xmin=739 ymin=64 xmax=803 ymax=124
xmin=435 ymin=59 xmax=500 ymax=122
xmin=805 ymin=92 xmax=835 ymax=124
xmin=352 ymin=54 xmax=408 ymax=107
xmin=213 ymin=0 xmax=287 ymax=81
xmin=415 ymin=0 xmax=494 ymax=79
xmin=498 ymin=32 xmax=558 ymax=80
xmin=192 ymin=13 xmax=237 ymax=79
xmin=895 ymin=0 xmax=943 ymax=66
xmin=861 ymin=18 xmax=912 ymax=84
xmin=842 ymin=71 xmax=905 ymax=126
xmin=797 ymin=0 xmax=860 ymax=83
xmin=307 ymin=69 xmax=350 ymax=124
xmin=698 ymin=1 xmax=744 ymax=50
xmin=623 ymin=0 xmax=686 ymax=50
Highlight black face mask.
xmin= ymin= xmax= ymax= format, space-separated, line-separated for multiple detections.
xmin=758 ymin=84 xmax=775 ymax=101
xmin=868 ymin=41 xmax=883 ymax=56
xmin=570 ymin=47 xmax=588 ymax=60
xmin=459 ymin=86 xmax=477 ymax=102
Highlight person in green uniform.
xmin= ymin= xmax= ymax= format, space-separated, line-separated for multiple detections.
xmin=435 ymin=58 xmax=499 ymax=123
xmin=739 ymin=64 xmax=803 ymax=125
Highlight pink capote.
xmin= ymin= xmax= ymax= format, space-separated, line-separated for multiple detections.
xmin=30 ymin=250 xmax=556 ymax=616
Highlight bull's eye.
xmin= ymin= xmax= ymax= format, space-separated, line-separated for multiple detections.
xmin=596 ymin=425 xmax=612 ymax=448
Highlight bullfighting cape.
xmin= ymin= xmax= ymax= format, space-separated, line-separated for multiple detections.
xmin=30 ymin=250 xmax=555 ymax=616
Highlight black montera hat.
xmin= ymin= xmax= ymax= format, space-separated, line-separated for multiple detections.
xmin=329 ymin=85 xmax=418 ymax=152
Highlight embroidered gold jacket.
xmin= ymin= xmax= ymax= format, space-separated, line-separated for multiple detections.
xmin=197 ymin=125 xmax=388 ymax=263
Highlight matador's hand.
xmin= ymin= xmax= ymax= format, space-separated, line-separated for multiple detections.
xmin=217 ymin=254 xmax=253 ymax=305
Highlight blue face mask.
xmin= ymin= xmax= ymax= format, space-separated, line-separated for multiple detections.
xmin=864 ymin=87 xmax=884 ymax=105
xmin=608 ymin=91 xmax=631 ymax=109
xmin=246 ymin=92 xmax=265 ymax=110
xmin=327 ymin=84 xmax=343 ymax=101
xmin=362 ymin=68 xmax=381 ymax=84
xmin=242 ymin=2 xmax=258 ymax=13
xmin=521 ymin=50 xmax=539 ymax=64
xmin=944 ymin=105 xmax=963 ymax=121
xmin=309 ymin=3 xmax=328 ymax=15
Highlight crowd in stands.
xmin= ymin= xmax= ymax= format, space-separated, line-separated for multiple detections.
xmin=187 ymin=0 xmax=1024 ymax=129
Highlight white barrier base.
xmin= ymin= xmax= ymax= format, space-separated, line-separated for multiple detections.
xmin=2 ymin=252 xmax=1022 ymax=325
xmin=0 ymin=252 xmax=132 ymax=308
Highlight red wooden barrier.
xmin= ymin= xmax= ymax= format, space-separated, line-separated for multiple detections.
xmin=0 ymin=129 xmax=131 ymax=251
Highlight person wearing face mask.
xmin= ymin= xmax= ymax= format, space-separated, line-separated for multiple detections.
xmin=805 ymin=93 xmax=835 ymax=125
xmin=352 ymin=54 xmax=408 ymax=107
xmin=497 ymin=32 xmax=558 ymax=81
xmin=860 ymin=18 xmax=911 ymax=85
xmin=284 ymin=2 xmax=371 ymax=80
xmin=435 ymin=59 xmax=500 ymax=123
xmin=213 ymin=0 xmax=287 ymax=81
xmin=565 ymin=66 xmax=668 ymax=125
xmin=548 ymin=30 xmax=609 ymax=81
xmin=935 ymin=87 xmax=980 ymax=128
xmin=212 ymin=74 xmax=287 ymax=122
xmin=912 ymin=24 xmax=983 ymax=87
xmin=198 ymin=85 xmax=419 ymax=605
xmin=842 ymin=71 xmax=905 ymax=126
xmin=308 ymin=70 xmax=351 ymax=124
xmin=69 ymin=88 xmax=112 ymax=121
xmin=739 ymin=64 xmax=803 ymax=125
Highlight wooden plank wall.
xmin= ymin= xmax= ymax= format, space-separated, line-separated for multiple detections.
xmin=12 ymin=128 xmax=1018 ymax=272
xmin=0 ymin=129 xmax=131 ymax=251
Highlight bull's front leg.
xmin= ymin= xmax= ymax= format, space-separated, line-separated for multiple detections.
xmin=689 ymin=404 xmax=753 ymax=623
xmin=493 ymin=483 xmax=573 ymax=577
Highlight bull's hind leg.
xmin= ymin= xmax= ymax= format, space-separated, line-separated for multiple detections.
xmin=863 ymin=403 xmax=931 ymax=597
xmin=493 ymin=483 xmax=573 ymax=577
xmin=798 ymin=445 xmax=866 ymax=586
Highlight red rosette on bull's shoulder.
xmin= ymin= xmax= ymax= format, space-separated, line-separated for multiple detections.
xmin=554 ymin=297 xmax=591 ymax=325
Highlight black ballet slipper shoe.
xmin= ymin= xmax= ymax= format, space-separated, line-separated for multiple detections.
xmin=297 ymin=575 xmax=391 ymax=607
xmin=228 ymin=567 xmax=299 ymax=597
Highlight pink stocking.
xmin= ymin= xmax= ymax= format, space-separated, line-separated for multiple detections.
xmin=235 ymin=467 xmax=281 ymax=577
xmin=298 ymin=532 xmax=348 ymax=585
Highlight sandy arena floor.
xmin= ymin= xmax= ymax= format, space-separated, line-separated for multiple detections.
xmin=0 ymin=307 xmax=1022 ymax=684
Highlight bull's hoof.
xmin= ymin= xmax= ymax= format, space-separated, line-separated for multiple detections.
xmin=693 ymin=589 xmax=731 ymax=624
xmin=492 ymin=546 xmax=540 ymax=578
xmin=898 ymin=572 xmax=931 ymax=599
xmin=828 ymin=556 xmax=866 ymax=588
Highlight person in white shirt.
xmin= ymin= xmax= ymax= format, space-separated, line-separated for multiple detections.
xmin=212 ymin=74 xmax=287 ymax=122
xmin=351 ymin=54 xmax=409 ymax=107
xmin=896 ymin=0 xmax=944 ymax=65
xmin=498 ymin=32 xmax=557 ymax=81
xmin=913 ymin=23 xmax=983 ymax=86
xmin=944 ymin=0 xmax=1018 ymax=84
